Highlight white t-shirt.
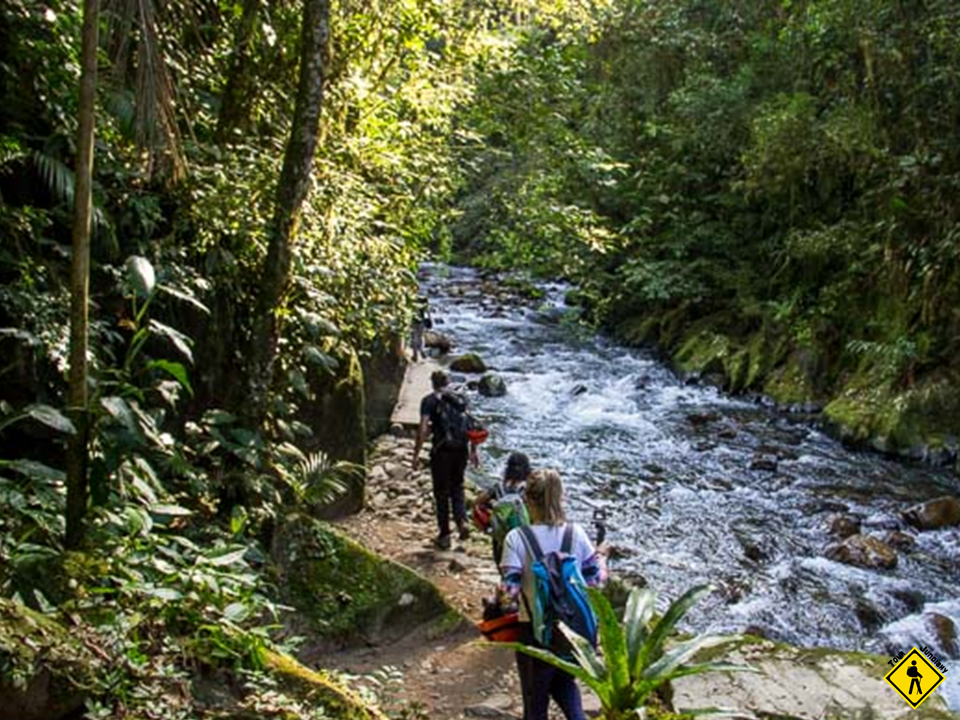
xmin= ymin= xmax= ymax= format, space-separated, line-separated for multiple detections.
xmin=499 ymin=523 xmax=598 ymax=621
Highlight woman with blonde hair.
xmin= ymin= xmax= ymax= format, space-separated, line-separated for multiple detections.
xmin=498 ymin=468 xmax=606 ymax=720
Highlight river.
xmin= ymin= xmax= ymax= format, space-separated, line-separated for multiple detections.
xmin=420 ymin=264 xmax=960 ymax=710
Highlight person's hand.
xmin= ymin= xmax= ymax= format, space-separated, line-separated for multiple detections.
xmin=469 ymin=447 xmax=480 ymax=468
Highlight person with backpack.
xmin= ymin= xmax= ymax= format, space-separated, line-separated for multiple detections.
xmin=498 ymin=468 xmax=606 ymax=720
xmin=412 ymin=370 xmax=480 ymax=550
xmin=473 ymin=452 xmax=532 ymax=566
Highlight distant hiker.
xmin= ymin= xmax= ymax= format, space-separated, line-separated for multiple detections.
xmin=498 ymin=469 xmax=607 ymax=720
xmin=412 ymin=370 xmax=480 ymax=550
xmin=907 ymin=660 xmax=923 ymax=694
xmin=473 ymin=452 xmax=532 ymax=566
xmin=409 ymin=296 xmax=432 ymax=362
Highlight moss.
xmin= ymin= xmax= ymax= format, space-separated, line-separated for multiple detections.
xmin=265 ymin=650 xmax=388 ymax=720
xmin=674 ymin=331 xmax=731 ymax=377
xmin=0 ymin=598 xmax=98 ymax=720
xmin=763 ymin=354 xmax=815 ymax=405
xmin=274 ymin=516 xmax=458 ymax=645
xmin=303 ymin=348 xmax=368 ymax=517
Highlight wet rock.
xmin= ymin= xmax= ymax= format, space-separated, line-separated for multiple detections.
xmin=883 ymin=530 xmax=917 ymax=552
xmin=570 ymin=383 xmax=588 ymax=396
xmin=750 ymin=455 xmax=779 ymax=472
xmin=889 ymin=588 xmax=926 ymax=614
xmin=687 ymin=411 xmax=721 ymax=427
xmin=695 ymin=441 xmax=717 ymax=452
xmin=716 ymin=426 xmax=738 ymax=440
xmin=424 ymin=330 xmax=453 ymax=354
xmin=826 ymin=513 xmax=861 ymax=539
xmin=742 ymin=624 xmax=770 ymax=639
xmin=902 ymin=495 xmax=960 ymax=531
xmin=824 ymin=534 xmax=897 ymax=570
xmin=925 ymin=613 xmax=959 ymax=658
xmin=478 ymin=373 xmax=507 ymax=397
xmin=854 ymin=597 xmax=886 ymax=631
xmin=450 ymin=353 xmax=488 ymax=374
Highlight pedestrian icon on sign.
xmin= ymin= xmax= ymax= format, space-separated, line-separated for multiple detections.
xmin=906 ymin=660 xmax=922 ymax=695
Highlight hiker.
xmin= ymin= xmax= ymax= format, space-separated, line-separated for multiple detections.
xmin=409 ymin=296 xmax=431 ymax=362
xmin=412 ymin=370 xmax=480 ymax=550
xmin=473 ymin=452 xmax=532 ymax=565
xmin=498 ymin=468 xmax=607 ymax=720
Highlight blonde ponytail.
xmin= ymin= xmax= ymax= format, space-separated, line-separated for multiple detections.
xmin=525 ymin=468 xmax=566 ymax=526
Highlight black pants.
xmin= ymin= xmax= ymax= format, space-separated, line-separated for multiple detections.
xmin=430 ymin=445 xmax=468 ymax=537
xmin=515 ymin=624 xmax=585 ymax=720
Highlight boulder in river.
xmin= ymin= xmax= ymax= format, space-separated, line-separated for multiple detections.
xmin=423 ymin=330 xmax=453 ymax=354
xmin=824 ymin=533 xmax=898 ymax=570
xmin=478 ymin=373 xmax=507 ymax=397
xmin=902 ymin=495 xmax=960 ymax=530
xmin=883 ymin=529 xmax=917 ymax=552
xmin=450 ymin=353 xmax=487 ymax=373
xmin=826 ymin=513 xmax=861 ymax=539
xmin=924 ymin=612 xmax=959 ymax=658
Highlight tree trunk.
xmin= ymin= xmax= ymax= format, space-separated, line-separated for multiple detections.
xmin=216 ymin=0 xmax=261 ymax=143
xmin=246 ymin=0 xmax=330 ymax=426
xmin=65 ymin=0 xmax=100 ymax=548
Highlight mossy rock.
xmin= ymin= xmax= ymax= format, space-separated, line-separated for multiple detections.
xmin=674 ymin=331 xmax=731 ymax=379
xmin=272 ymin=515 xmax=460 ymax=647
xmin=450 ymin=353 xmax=488 ymax=373
xmin=0 ymin=598 xmax=100 ymax=720
xmin=763 ymin=352 xmax=817 ymax=406
xmin=824 ymin=375 xmax=960 ymax=460
xmin=300 ymin=348 xmax=368 ymax=518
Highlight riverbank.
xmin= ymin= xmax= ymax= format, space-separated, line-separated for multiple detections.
xmin=312 ymin=430 xmax=956 ymax=719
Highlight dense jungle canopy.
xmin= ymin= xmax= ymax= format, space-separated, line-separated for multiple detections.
xmin=1 ymin=0 xmax=959 ymax=717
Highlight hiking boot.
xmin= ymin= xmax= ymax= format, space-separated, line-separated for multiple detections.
xmin=433 ymin=534 xmax=452 ymax=551
xmin=457 ymin=522 xmax=471 ymax=541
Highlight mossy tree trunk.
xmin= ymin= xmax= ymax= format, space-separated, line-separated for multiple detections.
xmin=246 ymin=0 xmax=330 ymax=427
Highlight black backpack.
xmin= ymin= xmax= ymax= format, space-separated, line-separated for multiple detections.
xmin=433 ymin=391 xmax=470 ymax=450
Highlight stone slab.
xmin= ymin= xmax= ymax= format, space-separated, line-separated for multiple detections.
xmin=391 ymin=358 xmax=446 ymax=430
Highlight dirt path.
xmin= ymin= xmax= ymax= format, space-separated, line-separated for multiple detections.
xmin=320 ymin=433 xmax=586 ymax=720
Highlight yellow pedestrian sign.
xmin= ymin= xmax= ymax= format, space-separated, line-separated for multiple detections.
xmin=884 ymin=647 xmax=945 ymax=708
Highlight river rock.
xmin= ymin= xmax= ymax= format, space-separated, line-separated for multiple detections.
xmin=423 ymin=330 xmax=453 ymax=354
xmin=750 ymin=455 xmax=778 ymax=472
xmin=883 ymin=530 xmax=917 ymax=552
xmin=450 ymin=353 xmax=487 ymax=373
xmin=478 ymin=373 xmax=507 ymax=397
xmin=902 ymin=495 xmax=960 ymax=530
xmin=925 ymin=613 xmax=959 ymax=658
xmin=826 ymin=513 xmax=861 ymax=539
xmin=570 ymin=383 xmax=588 ymax=396
xmin=824 ymin=534 xmax=897 ymax=570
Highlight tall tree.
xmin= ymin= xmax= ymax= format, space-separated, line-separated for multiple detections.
xmin=247 ymin=0 xmax=330 ymax=426
xmin=65 ymin=0 xmax=101 ymax=548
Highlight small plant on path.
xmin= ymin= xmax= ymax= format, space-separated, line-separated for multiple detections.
xmin=502 ymin=584 xmax=755 ymax=720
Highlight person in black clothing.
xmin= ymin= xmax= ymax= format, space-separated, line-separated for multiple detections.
xmin=412 ymin=370 xmax=480 ymax=550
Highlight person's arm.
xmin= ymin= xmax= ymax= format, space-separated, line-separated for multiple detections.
xmin=574 ymin=524 xmax=607 ymax=587
xmin=469 ymin=440 xmax=480 ymax=468
xmin=497 ymin=529 xmax=524 ymax=603
xmin=412 ymin=398 xmax=431 ymax=471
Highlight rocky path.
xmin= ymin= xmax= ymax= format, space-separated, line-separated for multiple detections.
xmin=326 ymin=433 xmax=546 ymax=720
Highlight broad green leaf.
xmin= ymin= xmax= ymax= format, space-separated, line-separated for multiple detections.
xmin=158 ymin=283 xmax=210 ymax=314
xmin=224 ymin=602 xmax=251 ymax=623
xmin=205 ymin=548 xmax=248 ymax=566
xmin=8 ymin=460 xmax=65 ymax=484
xmin=202 ymin=409 xmax=236 ymax=426
xmin=149 ymin=504 xmax=193 ymax=517
xmin=148 ymin=320 xmax=194 ymax=363
xmin=25 ymin=404 xmax=76 ymax=435
xmin=625 ymin=586 xmax=656 ymax=674
xmin=125 ymin=255 xmax=156 ymax=297
xmin=148 ymin=359 xmax=194 ymax=397
xmin=640 ymin=584 xmax=713 ymax=670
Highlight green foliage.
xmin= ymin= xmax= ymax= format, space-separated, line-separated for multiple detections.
xmin=503 ymin=585 xmax=752 ymax=719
